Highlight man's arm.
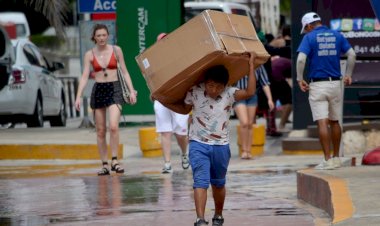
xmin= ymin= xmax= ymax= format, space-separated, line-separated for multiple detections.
xmin=296 ymin=52 xmax=309 ymax=92
xmin=343 ymin=48 xmax=356 ymax=85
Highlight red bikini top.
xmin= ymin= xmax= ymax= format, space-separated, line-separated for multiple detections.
xmin=91 ymin=50 xmax=118 ymax=72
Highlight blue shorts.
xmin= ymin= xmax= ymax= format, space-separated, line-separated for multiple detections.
xmin=189 ymin=140 xmax=231 ymax=189
xmin=233 ymin=94 xmax=258 ymax=107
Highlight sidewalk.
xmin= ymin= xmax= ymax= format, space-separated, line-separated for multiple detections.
xmin=298 ymin=164 xmax=380 ymax=226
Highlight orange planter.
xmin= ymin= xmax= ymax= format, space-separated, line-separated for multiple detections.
xmin=138 ymin=127 xmax=163 ymax=157
xmin=236 ymin=124 xmax=265 ymax=157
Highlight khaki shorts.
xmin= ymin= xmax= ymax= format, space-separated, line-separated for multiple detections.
xmin=308 ymin=81 xmax=343 ymax=121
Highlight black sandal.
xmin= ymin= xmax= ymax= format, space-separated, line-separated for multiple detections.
xmin=111 ymin=163 xmax=125 ymax=173
xmin=111 ymin=157 xmax=124 ymax=174
xmin=98 ymin=167 xmax=110 ymax=176
xmin=98 ymin=161 xmax=110 ymax=176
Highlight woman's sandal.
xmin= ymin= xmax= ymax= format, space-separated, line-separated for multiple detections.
xmin=98 ymin=167 xmax=110 ymax=176
xmin=111 ymin=162 xmax=125 ymax=173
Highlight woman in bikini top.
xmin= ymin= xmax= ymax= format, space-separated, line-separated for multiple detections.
xmin=74 ymin=23 xmax=137 ymax=176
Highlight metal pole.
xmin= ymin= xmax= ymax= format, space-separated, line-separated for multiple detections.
xmin=78 ymin=12 xmax=94 ymax=128
xmin=339 ymin=60 xmax=346 ymax=157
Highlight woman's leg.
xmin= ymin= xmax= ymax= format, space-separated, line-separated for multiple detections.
xmin=108 ymin=104 xmax=124 ymax=173
xmin=94 ymin=108 xmax=108 ymax=163
xmin=279 ymin=104 xmax=292 ymax=129
xmin=234 ymin=104 xmax=251 ymax=158
xmin=246 ymin=105 xmax=257 ymax=158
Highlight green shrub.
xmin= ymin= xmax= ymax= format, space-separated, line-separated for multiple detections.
xmin=30 ymin=35 xmax=63 ymax=48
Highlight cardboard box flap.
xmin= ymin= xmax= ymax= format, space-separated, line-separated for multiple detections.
xmin=204 ymin=10 xmax=270 ymax=61
xmin=205 ymin=10 xmax=256 ymax=39
xmin=219 ymin=34 xmax=270 ymax=61
xmin=219 ymin=34 xmax=250 ymax=54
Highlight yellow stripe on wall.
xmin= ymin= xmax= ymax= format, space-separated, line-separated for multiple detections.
xmin=0 ymin=144 xmax=123 ymax=160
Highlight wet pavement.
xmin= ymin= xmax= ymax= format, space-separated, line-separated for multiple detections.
xmin=0 ymin=117 xmax=360 ymax=226
xmin=0 ymin=156 xmax=331 ymax=226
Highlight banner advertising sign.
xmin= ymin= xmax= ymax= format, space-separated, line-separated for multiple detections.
xmin=313 ymin=0 xmax=379 ymax=59
xmin=116 ymin=0 xmax=182 ymax=115
xmin=312 ymin=0 xmax=380 ymax=120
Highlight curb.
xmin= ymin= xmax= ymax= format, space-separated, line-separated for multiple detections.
xmin=297 ymin=169 xmax=354 ymax=224
xmin=0 ymin=144 xmax=123 ymax=160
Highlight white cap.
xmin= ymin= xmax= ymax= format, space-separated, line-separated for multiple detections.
xmin=300 ymin=12 xmax=321 ymax=34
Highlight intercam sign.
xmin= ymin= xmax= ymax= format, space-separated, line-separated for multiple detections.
xmin=78 ymin=0 xmax=116 ymax=13
xmin=137 ymin=7 xmax=148 ymax=53
xmin=116 ymin=0 xmax=182 ymax=115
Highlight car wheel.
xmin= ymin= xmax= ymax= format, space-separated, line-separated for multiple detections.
xmin=27 ymin=97 xmax=44 ymax=128
xmin=50 ymin=98 xmax=66 ymax=127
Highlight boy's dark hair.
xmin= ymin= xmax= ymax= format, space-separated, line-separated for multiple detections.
xmin=204 ymin=65 xmax=229 ymax=86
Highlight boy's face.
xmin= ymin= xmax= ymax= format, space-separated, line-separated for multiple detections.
xmin=205 ymin=80 xmax=225 ymax=99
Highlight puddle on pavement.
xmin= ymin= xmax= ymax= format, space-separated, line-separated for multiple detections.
xmin=229 ymin=168 xmax=295 ymax=175
xmin=0 ymin=171 xmax=194 ymax=224
xmin=0 ymin=216 xmax=49 ymax=226
xmin=0 ymin=167 xmax=308 ymax=224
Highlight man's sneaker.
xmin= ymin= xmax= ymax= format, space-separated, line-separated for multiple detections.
xmin=181 ymin=154 xmax=190 ymax=169
xmin=315 ymin=159 xmax=335 ymax=170
xmin=162 ymin=162 xmax=172 ymax=174
xmin=194 ymin=218 xmax=209 ymax=226
xmin=333 ymin=157 xmax=341 ymax=168
xmin=212 ymin=215 xmax=224 ymax=226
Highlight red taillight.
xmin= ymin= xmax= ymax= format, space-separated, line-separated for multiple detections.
xmin=10 ymin=69 xmax=26 ymax=84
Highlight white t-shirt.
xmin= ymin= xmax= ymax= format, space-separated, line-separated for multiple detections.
xmin=184 ymin=83 xmax=238 ymax=145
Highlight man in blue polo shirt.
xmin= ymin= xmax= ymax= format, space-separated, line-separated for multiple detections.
xmin=296 ymin=12 xmax=356 ymax=170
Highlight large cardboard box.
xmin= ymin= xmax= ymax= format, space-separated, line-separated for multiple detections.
xmin=135 ymin=10 xmax=270 ymax=114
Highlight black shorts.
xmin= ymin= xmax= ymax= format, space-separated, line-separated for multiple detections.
xmin=90 ymin=81 xmax=126 ymax=109
xmin=258 ymin=80 xmax=292 ymax=110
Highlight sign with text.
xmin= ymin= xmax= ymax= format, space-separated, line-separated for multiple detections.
xmin=116 ymin=0 xmax=182 ymax=115
xmin=313 ymin=0 xmax=379 ymax=59
xmin=78 ymin=0 xmax=116 ymax=13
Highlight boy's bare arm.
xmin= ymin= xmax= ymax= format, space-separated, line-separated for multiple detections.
xmin=234 ymin=52 xmax=257 ymax=101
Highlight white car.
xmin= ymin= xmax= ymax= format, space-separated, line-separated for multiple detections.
xmin=0 ymin=12 xmax=31 ymax=43
xmin=0 ymin=39 xmax=67 ymax=127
